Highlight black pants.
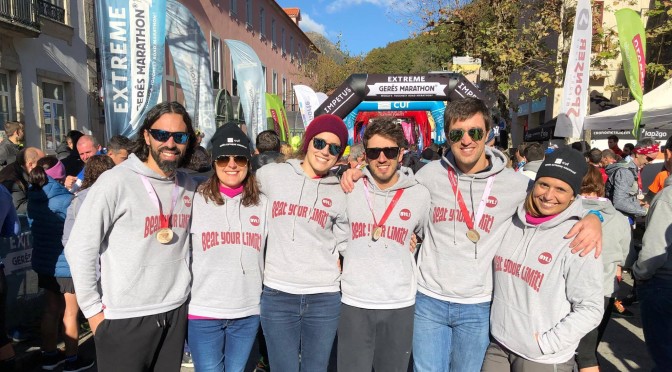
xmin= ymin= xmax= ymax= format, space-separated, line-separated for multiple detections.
xmin=94 ymin=303 xmax=187 ymax=372
xmin=575 ymin=296 xmax=614 ymax=369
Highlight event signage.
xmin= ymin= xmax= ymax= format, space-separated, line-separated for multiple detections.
xmin=616 ymin=8 xmax=647 ymax=137
xmin=96 ymin=0 xmax=166 ymax=139
xmin=591 ymin=128 xmax=671 ymax=141
xmin=555 ymin=0 xmax=591 ymax=138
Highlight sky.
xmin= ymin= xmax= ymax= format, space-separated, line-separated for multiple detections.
xmin=276 ymin=0 xmax=418 ymax=56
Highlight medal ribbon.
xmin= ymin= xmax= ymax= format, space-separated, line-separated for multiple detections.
xmin=446 ymin=167 xmax=495 ymax=232
xmin=363 ymin=178 xmax=404 ymax=229
xmin=140 ymin=175 xmax=180 ymax=229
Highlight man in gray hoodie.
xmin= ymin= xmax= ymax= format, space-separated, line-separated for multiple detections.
xmin=65 ymin=102 xmax=198 ymax=371
xmin=338 ymin=118 xmax=430 ymax=372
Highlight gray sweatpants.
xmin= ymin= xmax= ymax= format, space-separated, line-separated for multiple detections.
xmin=337 ymin=303 xmax=414 ymax=372
xmin=481 ymin=342 xmax=575 ymax=372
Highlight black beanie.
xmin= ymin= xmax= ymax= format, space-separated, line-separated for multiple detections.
xmin=535 ymin=148 xmax=588 ymax=195
xmin=210 ymin=122 xmax=251 ymax=160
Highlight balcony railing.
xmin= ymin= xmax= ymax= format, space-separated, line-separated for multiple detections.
xmin=0 ymin=0 xmax=40 ymax=30
xmin=37 ymin=0 xmax=63 ymax=23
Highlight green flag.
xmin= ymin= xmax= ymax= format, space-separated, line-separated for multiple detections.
xmin=615 ymin=9 xmax=646 ymax=138
xmin=265 ymin=93 xmax=290 ymax=141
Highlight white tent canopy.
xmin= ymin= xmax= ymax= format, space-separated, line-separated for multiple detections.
xmin=583 ymin=78 xmax=672 ymax=130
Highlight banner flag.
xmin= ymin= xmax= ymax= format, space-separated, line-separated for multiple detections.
xmin=293 ymin=85 xmax=320 ymax=128
xmin=96 ymin=0 xmax=166 ymax=140
xmin=166 ymin=0 xmax=215 ymax=146
xmin=316 ymin=92 xmax=328 ymax=105
xmin=265 ymin=93 xmax=290 ymax=141
xmin=225 ymin=40 xmax=266 ymax=149
xmin=555 ymin=0 xmax=592 ymax=138
xmin=616 ymin=9 xmax=647 ymax=138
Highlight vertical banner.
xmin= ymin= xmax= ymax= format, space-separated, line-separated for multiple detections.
xmin=225 ymin=40 xmax=266 ymax=149
xmin=293 ymin=85 xmax=320 ymax=128
xmin=96 ymin=0 xmax=166 ymax=140
xmin=616 ymin=9 xmax=647 ymax=138
xmin=165 ymin=0 xmax=216 ymax=146
xmin=555 ymin=0 xmax=592 ymax=138
xmin=265 ymin=93 xmax=290 ymax=141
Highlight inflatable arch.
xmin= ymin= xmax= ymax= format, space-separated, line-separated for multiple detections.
xmin=314 ymin=73 xmax=483 ymax=144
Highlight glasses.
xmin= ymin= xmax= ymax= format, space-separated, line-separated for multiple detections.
xmin=365 ymin=147 xmax=400 ymax=159
xmin=148 ymin=129 xmax=190 ymax=144
xmin=645 ymin=155 xmax=657 ymax=162
xmin=448 ymin=128 xmax=485 ymax=143
xmin=215 ymin=155 xmax=249 ymax=168
xmin=312 ymin=138 xmax=342 ymax=157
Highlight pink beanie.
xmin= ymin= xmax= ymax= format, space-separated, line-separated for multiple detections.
xmin=301 ymin=114 xmax=349 ymax=158
xmin=45 ymin=160 xmax=66 ymax=181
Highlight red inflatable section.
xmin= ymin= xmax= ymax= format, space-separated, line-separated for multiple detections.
xmin=354 ymin=110 xmax=433 ymax=149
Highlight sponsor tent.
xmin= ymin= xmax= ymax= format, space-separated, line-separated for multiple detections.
xmin=583 ymin=78 xmax=672 ymax=130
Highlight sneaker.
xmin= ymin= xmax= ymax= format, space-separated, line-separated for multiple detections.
xmin=181 ymin=352 xmax=193 ymax=368
xmin=41 ymin=350 xmax=65 ymax=370
xmin=63 ymin=356 xmax=95 ymax=372
xmin=613 ymin=300 xmax=634 ymax=317
xmin=255 ymin=356 xmax=270 ymax=371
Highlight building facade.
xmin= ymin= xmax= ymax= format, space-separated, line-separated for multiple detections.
xmin=0 ymin=0 xmax=100 ymax=153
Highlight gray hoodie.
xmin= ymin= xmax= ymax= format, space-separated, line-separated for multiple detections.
xmin=579 ymin=197 xmax=631 ymax=296
xmin=341 ymin=167 xmax=430 ymax=309
xmin=414 ymin=147 xmax=531 ymax=303
xmin=256 ymin=159 xmax=349 ymax=294
xmin=633 ymin=175 xmax=672 ymax=282
xmin=605 ymin=160 xmax=647 ymax=217
xmin=189 ymin=191 xmax=268 ymax=319
xmin=521 ymin=159 xmax=543 ymax=180
xmin=490 ymin=200 xmax=604 ymax=364
xmin=64 ymin=154 xmax=198 ymax=319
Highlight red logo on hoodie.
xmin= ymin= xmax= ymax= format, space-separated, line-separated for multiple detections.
xmin=322 ymin=198 xmax=332 ymax=208
xmin=399 ymin=209 xmax=411 ymax=220
xmin=487 ymin=196 xmax=498 ymax=208
xmin=183 ymin=196 xmax=192 ymax=207
xmin=538 ymin=252 xmax=553 ymax=264
xmin=250 ymin=216 xmax=260 ymax=226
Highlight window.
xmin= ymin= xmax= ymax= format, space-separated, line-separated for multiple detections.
xmin=246 ymin=0 xmax=252 ymax=27
xmin=282 ymin=28 xmax=286 ymax=55
xmin=38 ymin=0 xmax=66 ymax=24
xmin=259 ymin=8 xmax=265 ymax=37
xmin=0 ymin=71 xmax=11 ymax=129
xmin=271 ymin=18 xmax=276 ymax=47
xmin=41 ymin=81 xmax=66 ymax=152
xmin=282 ymin=77 xmax=287 ymax=107
xmin=291 ymin=83 xmax=296 ymax=111
xmin=262 ymin=66 xmax=267 ymax=91
xmin=290 ymin=36 xmax=294 ymax=61
xmin=229 ymin=0 xmax=237 ymax=17
xmin=211 ymin=36 xmax=221 ymax=90
xmin=232 ymin=66 xmax=238 ymax=96
xmin=272 ymin=71 xmax=277 ymax=94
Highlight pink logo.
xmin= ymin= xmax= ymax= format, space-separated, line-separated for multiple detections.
xmin=538 ymin=252 xmax=553 ymax=265
xmin=487 ymin=196 xmax=498 ymax=208
xmin=183 ymin=196 xmax=192 ymax=207
xmin=322 ymin=198 xmax=332 ymax=208
xmin=249 ymin=216 xmax=260 ymax=226
xmin=399 ymin=209 xmax=411 ymax=220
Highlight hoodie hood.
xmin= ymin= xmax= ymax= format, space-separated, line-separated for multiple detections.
xmin=522 ymin=159 xmax=543 ymax=173
xmin=286 ymin=158 xmax=340 ymax=186
xmin=442 ymin=146 xmax=507 ymax=179
xmin=516 ymin=197 xmax=583 ymax=230
xmin=605 ymin=159 xmax=637 ymax=176
xmin=665 ymin=173 xmax=672 ymax=187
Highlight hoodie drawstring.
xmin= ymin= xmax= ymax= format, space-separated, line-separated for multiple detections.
xmin=291 ymin=177 xmax=307 ymax=241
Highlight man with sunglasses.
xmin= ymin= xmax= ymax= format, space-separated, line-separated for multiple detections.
xmin=65 ymin=101 xmax=198 ymax=371
xmin=338 ymin=117 xmax=430 ymax=372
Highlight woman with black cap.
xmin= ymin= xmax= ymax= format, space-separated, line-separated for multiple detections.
xmin=483 ymin=148 xmax=605 ymax=372
xmin=187 ymin=122 xmax=268 ymax=371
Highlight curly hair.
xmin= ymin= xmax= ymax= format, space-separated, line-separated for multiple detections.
xmin=81 ymin=155 xmax=116 ymax=190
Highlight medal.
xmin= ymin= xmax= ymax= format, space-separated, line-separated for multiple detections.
xmin=156 ymin=228 xmax=174 ymax=244
xmin=466 ymin=229 xmax=480 ymax=243
xmin=372 ymin=226 xmax=382 ymax=241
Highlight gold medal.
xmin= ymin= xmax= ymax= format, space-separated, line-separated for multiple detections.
xmin=466 ymin=229 xmax=480 ymax=243
xmin=156 ymin=228 xmax=174 ymax=244
xmin=372 ymin=226 xmax=383 ymax=241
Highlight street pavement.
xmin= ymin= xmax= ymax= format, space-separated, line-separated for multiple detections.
xmin=15 ymin=275 xmax=652 ymax=371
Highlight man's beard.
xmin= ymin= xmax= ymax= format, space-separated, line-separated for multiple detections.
xmin=150 ymin=145 xmax=182 ymax=175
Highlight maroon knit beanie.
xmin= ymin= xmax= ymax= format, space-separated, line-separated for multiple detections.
xmin=301 ymin=114 xmax=349 ymax=158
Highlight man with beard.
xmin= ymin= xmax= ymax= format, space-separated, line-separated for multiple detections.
xmin=338 ymin=117 xmax=430 ymax=372
xmin=65 ymin=102 xmax=198 ymax=371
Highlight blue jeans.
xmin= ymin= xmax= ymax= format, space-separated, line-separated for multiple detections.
xmin=260 ymin=286 xmax=340 ymax=372
xmin=412 ymin=291 xmax=490 ymax=372
xmin=187 ymin=316 xmax=260 ymax=372
xmin=638 ymin=278 xmax=672 ymax=372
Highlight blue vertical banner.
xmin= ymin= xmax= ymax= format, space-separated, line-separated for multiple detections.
xmin=96 ymin=0 xmax=167 ymax=139
xmin=224 ymin=40 xmax=266 ymax=149
xmin=165 ymin=0 xmax=215 ymax=146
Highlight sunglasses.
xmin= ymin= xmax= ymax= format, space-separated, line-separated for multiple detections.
xmin=215 ymin=155 xmax=249 ymax=168
xmin=365 ymin=147 xmax=400 ymax=159
xmin=448 ymin=128 xmax=485 ymax=143
xmin=312 ymin=137 xmax=342 ymax=156
xmin=645 ymin=155 xmax=657 ymax=162
xmin=148 ymin=129 xmax=190 ymax=144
